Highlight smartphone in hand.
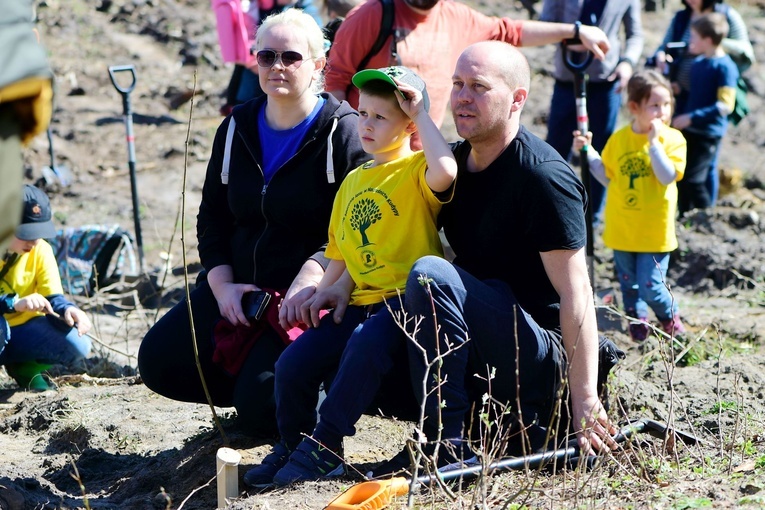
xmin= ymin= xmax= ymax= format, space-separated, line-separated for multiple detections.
xmin=241 ymin=290 xmax=272 ymax=321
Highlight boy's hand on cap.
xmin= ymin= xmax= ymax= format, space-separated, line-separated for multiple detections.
xmin=393 ymin=79 xmax=426 ymax=121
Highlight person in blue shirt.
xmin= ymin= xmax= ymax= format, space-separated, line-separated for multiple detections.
xmin=670 ymin=12 xmax=738 ymax=216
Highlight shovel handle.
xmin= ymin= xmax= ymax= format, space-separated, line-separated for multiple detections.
xmin=561 ymin=38 xmax=594 ymax=74
xmin=108 ymin=64 xmax=137 ymax=95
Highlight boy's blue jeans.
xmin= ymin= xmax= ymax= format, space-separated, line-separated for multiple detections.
xmin=613 ymin=250 xmax=678 ymax=322
xmin=0 ymin=315 xmax=91 ymax=365
xmin=275 ymin=299 xmax=407 ymax=450
xmin=404 ymin=256 xmax=564 ymax=454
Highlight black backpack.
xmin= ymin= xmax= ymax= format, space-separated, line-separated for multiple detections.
xmin=323 ymin=0 xmax=396 ymax=71
xmin=51 ymin=225 xmax=138 ymax=295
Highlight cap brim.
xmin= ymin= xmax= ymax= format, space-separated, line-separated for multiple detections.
xmin=352 ymin=69 xmax=399 ymax=92
xmin=16 ymin=221 xmax=57 ymax=241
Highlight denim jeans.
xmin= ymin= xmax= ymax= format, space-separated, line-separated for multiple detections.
xmin=0 ymin=315 xmax=91 ymax=365
xmin=678 ymin=131 xmax=719 ymax=216
xmin=275 ymin=299 xmax=407 ymax=450
xmin=404 ymin=256 xmax=564 ymax=454
xmin=546 ymin=80 xmax=622 ymax=226
xmin=613 ymin=250 xmax=677 ymax=321
xmin=706 ymin=154 xmax=720 ymax=206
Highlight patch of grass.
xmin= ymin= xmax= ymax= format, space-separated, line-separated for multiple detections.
xmin=741 ymin=439 xmax=757 ymax=456
xmin=739 ymin=495 xmax=765 ymax=506
xmin=709 ymin=400 xmax=738 ymax=414
xmin=671 ymin=496 xmax=713 ymax=509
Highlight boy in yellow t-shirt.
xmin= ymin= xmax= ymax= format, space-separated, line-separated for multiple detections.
xmin=573 ymin=70 xmax=687 ymax=341
xmin=244 ymin=66 xmax=457 ymax=488
xmin=1 ymin=186 xmax=92 ymax=390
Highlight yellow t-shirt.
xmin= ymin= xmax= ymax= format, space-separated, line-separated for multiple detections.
xmin=601 ymin=124 xmax=687 ymax=253
xmin=326 ymin=151 xmax=448 ymax=305
xmin=0 ymin=240 xmax=63 ymax=327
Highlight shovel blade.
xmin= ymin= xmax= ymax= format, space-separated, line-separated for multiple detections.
xmin=42 ymin=165 xmax=73 ymax=187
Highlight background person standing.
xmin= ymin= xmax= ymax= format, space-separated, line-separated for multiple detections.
xmin=541 ymin=0 xmax=643 ymax=225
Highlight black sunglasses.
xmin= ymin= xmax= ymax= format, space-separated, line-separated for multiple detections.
xmin=256 ymin=50 xmax=308 ymax=69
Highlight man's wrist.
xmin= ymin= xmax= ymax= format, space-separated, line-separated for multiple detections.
xmin=573 ymin=20 xmax=581 ymax=41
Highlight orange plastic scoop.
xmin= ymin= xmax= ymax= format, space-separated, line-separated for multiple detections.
xmin=326 ymin=476 xmax=410 ymax=509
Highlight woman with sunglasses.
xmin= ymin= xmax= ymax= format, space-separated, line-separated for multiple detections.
xmin=137 ymin=8 xmax=367 ymax=438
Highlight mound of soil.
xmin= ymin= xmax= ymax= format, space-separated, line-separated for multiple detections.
xmin=2 ymin=1 xmax=765 ymax=508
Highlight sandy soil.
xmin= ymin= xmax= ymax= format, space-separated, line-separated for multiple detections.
xmin=2 ymin=0 xmax=765 ymax=508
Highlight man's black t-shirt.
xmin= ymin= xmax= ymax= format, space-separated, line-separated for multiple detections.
xmin=441 ymin=126 xmax=587 ymax=330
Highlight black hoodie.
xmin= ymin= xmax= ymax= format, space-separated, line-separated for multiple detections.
xmin=197 ymin=93 xmax=368 ymax=288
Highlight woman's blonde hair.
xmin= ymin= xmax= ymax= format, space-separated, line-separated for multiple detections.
xmin=255 ymin=8 xmax=328 ymax=60
xmin=255 ymin=9 xmax=328 ymax=92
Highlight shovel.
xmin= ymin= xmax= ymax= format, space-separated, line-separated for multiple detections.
xmin=41 ymin=127 xmax=73 ymax=187
xmin=561 ymin=37 xmax=594 ymax=288
xmin=326 ymin=418 xmax=700 ymax=510
xmin=108 ymin=64 xmax=146 ymax=273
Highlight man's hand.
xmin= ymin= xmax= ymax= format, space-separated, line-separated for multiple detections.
xmin=578 ymin=25 xmax=610 ymax=61
xmin=64 ymin=306 xmax=92 ymax=336
xmin=13 ymin=293 xmax=54 ymax=316
xmin=572 ymin=394 xmax=618 ymax=455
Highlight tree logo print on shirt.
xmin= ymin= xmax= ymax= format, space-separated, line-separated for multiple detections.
xmin=350 ymin=197 xmax=382 ymax=247
xmin=619 ymin=151 xmax=652 ymax=190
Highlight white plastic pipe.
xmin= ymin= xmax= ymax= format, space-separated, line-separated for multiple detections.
xmin=216 ymin=447 xmax=241 ymax=508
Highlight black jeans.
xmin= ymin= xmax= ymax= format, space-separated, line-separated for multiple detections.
xmin=137 ymin=280 xmax=285 ymax=437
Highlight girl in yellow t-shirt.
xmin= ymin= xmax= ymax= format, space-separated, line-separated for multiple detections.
xmin=573 ymin=70 xmax=687 ymax=341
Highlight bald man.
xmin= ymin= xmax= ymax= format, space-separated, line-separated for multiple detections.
xmin=376 ymin=41 xmax=617 ymax=476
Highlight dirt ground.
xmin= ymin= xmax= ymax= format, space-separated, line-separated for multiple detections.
xmin=2 ymin=0 xmax=765 ymax=508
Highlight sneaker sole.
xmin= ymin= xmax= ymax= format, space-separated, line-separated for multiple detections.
xmin=243 ymin=479 xmax=277 ymax=490
xmin=273 ymin=462 xmax=345 ymax=486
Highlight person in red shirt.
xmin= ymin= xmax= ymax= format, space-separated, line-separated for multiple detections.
xmin=326 ymin=0 xmax=610 ymax=147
